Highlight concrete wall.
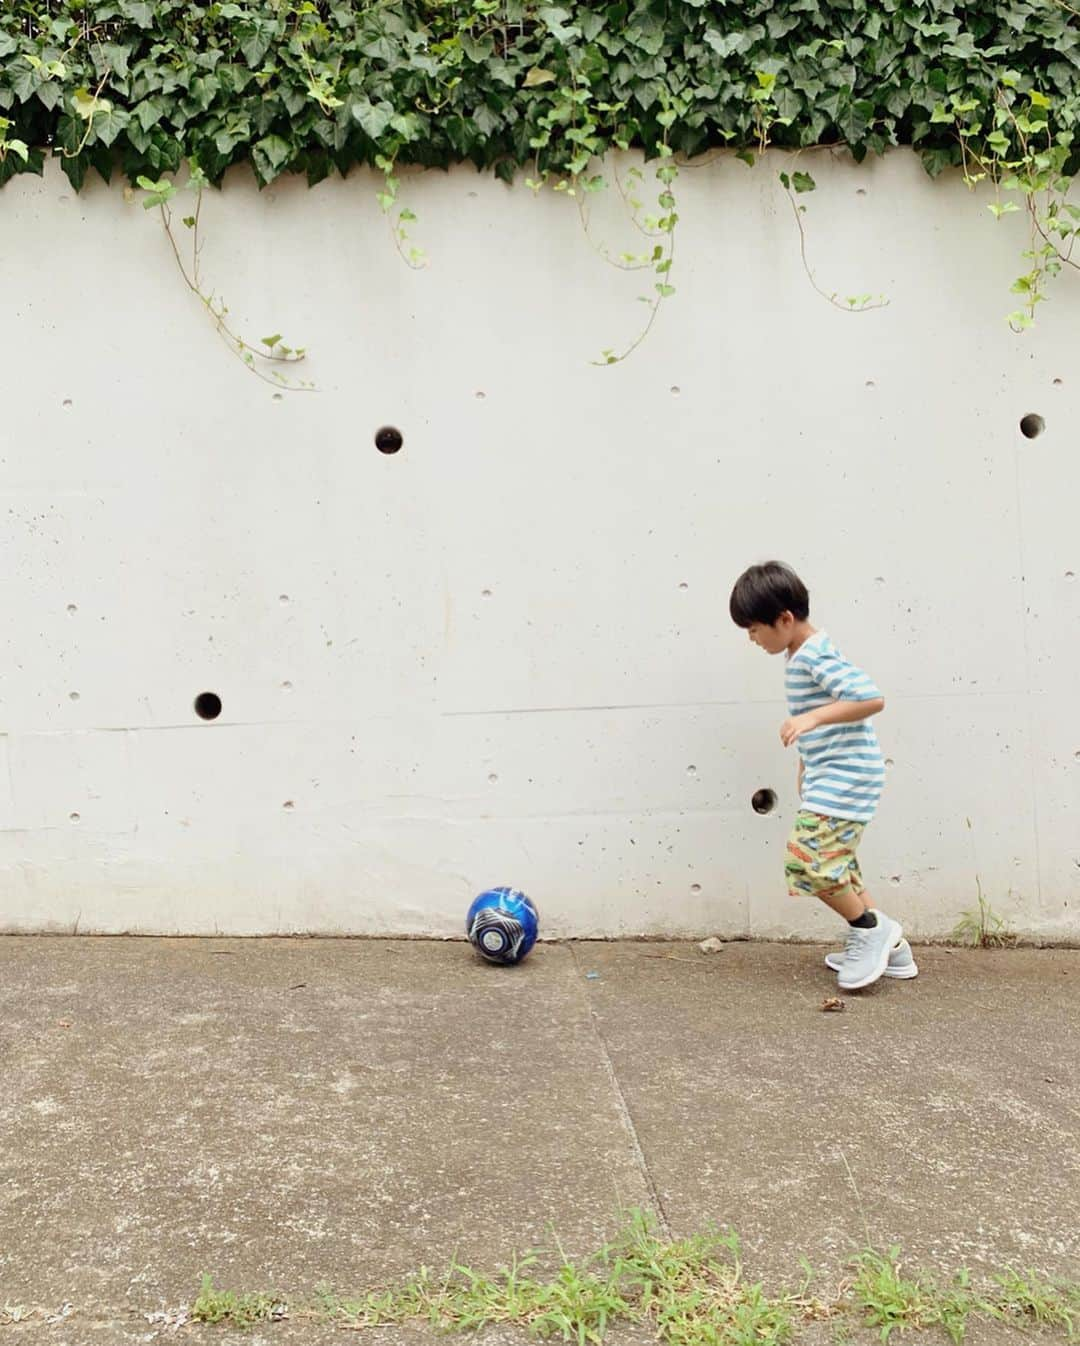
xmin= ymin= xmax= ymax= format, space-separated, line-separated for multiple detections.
xmin=0 ymin=149 xmax=1077 ymax=941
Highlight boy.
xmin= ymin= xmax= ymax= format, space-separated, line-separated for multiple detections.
xmin=729 ymin=561 xmax=917 ymax=990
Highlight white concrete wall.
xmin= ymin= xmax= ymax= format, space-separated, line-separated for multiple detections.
xmin=0 ymin=149 xmax=1077 ymax=941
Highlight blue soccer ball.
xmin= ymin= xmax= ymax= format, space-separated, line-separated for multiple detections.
xmin=466 ymin=887 xmax=539 ymax=965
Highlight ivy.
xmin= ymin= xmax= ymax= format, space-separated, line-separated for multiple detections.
xmin=2 ymin=0 xmax=1078 ymax=362
xmin=1 ymin=0 xmax=1077 ymax=193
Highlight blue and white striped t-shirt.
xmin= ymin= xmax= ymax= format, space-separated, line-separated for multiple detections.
xmin=784 ymin=632 xmax=885 ymax=824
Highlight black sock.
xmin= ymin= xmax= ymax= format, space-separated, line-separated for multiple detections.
xmin=848 ymin=910 xmax=877 ymax=929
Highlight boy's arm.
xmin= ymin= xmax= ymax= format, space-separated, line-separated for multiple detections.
xmin=782 ymin=644 xmax=884 ymax=748
xmin=782 ymin=696 xmax=885 ymax=746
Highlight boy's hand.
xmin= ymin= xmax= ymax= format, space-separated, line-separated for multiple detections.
xmin=780 ymin=711 xmax=819 ymax=746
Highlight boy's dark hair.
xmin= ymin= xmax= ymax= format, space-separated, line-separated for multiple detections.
xmin=729 ymin=562 xmax=810 ymax=628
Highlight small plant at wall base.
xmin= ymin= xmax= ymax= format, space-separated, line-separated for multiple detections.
xmin=3 ymin=1 xmax=1080 ymax=379
xmin=951 ymin=886 xmax=1018 ymax=948
xmin=954 ymin=819 xmax=1018 ymax=947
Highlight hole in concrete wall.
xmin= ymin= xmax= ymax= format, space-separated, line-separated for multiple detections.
xmin=283 ymin=800 xmax=294 ymax=810
xmin=62 ymin=398 xmax=73 ymax=408
xmin=375 ymin=426 xmax=404 ymax=454
xmin=885 ymin=757 xmax=895 ymax=768
xmin=690 ymin=883 xmax=702 ymax=894
xmin=1054 ymin=377 xmax=1064 ymax=386
xmin=271 ymin=393 xmax=283 ymax=402
xmin=865 ymin=379 xmax=875 ymax=388
xmin=488 ymin=773 xmax=498 ymax=784
xmin=279 ymin=594 xmax=290 ymax=605
xmin=281 ymin=679 xmax=293 ymax=690
xmin=194 ymin=692 xmax=222 ymax=721
xmin=66 ymin=604 xmax=77 ymax=614
xmin=889 ymin=875 xmax=901 ymax=885
xmin=670 ymin=385 xmax=681 ymax=396
xmin=1020 ymin=413 xmax=1045 ymax=439
xmin=475 ymin=391 xmax=486 ymax=400
xmin=69 ymin=812 xmax=80 ymax=823
xmin=752 ymin=788 xmax=777 ymax=815
xmin=678 ymin=581 xmax=689 ymax=590
xmin=1067 ymin=572 xmax=1076 ymax=581
xmin=481 ymin=588 xmax=493 ymax=599
xmin=69 ymin=691 xmax=79 ymax=702
xmin=687 ymin=765 xmax=697 ymax=777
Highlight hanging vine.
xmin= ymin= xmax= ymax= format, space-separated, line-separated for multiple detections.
xmin=1 ymin=0 xmax=1077 ymax=377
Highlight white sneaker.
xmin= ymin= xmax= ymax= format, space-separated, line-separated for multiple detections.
xmin=835 ymin=912 xmax=904 ymax=990
xmin=825 ymin=937 xmax=918 ymax=980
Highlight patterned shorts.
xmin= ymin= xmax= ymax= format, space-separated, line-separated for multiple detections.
xmin=784 ymin=811 xmax=866 ymax=902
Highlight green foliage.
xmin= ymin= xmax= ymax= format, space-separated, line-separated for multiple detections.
xmin=1 ymin=0 xmax=1079 ymax=193
xmin=189 ymin=1217 xmax=1080 ymax=1344
xmin=850 ymin=1248 xmax=980 ymax=1344
xmin=950 ymin=891 xmax=1018 ymax=947
xmin=991 ymin=1267 xmax=1080 ymax=1333
xmin=304 ymin=1211 xmax=813 ymax=1343
xmin=191 ymin=1273 xmax=286 ymax=1328
xmin=5 ymin=0 xmax=1080 ymax=352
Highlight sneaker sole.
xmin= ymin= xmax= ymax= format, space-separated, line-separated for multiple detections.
xmin=837 ymin=921 xmax=904 ymax=990
xmin=824 ymin=955 xmax=918 ymax=980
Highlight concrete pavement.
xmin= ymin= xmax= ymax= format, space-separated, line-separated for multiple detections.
xmin=1 ymin=937 xmax=1077 ymax=1344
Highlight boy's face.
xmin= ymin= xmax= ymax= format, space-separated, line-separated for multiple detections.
xmin=746 ymin=613 xmax=794 ymax=655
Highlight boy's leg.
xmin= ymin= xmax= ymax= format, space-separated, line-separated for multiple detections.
xmin=785 ymin=814 xmax=867 ymax=919
xmin=825 ymin=856 xmax=917 ymax=977
xmin=785 ymin=814 xmax=901 ymax=988
xmin=814 ymin=884 xmax=865 ymax=922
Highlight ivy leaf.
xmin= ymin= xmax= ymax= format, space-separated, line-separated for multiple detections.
xmin=253 ymin=134 xmax=292 ymax=181
xmin=11 ymin=62 xmax=40 ymax=104
xmin=136 ymin=174 xmax=177 ymax=207
xmin=537 ymin=6 xmax=577 ymax=40
xmin=36 ymin=81 xmax=61 ymax=112
xmin=59 ymin=150 xmax=88 ymax=191
xmin=351 ymin=99 xmax=394 ymax=141
xmin=472 ymin=103 xmax=501 ymax=136
xmin=523 ymin=67 xmax=556 ymax=88
xmin=261 ymin=333 xmax=282 ymax=348
xmin=72 ymin=88 xmax=104 ymax=120
xmin=92 ymin=106 xmax=129 ymax=147
xmin=97 ymin=42 xmax=132 ymax=80
xmin=119 ymin=0 xmax=154 ymax=28
xmin=134 ymin=96 xmax=166 ymax=132
xmin=792 ymin=171 xmax=816 ymax=192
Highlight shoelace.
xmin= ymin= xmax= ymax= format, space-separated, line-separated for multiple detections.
xmin=843 ymin=924 xmax=867 ymax=960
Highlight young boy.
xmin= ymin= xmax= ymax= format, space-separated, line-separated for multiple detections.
xmin=729 ymin=561 xmax=917 ymax=990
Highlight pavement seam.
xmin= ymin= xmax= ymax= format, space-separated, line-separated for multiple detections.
xmin=567 ymin=942 xmax=672 ymax=1239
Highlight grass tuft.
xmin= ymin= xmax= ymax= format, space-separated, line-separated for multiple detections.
xmin=191 ymin=1273 xmax=287 ymax=1328
xmin=189 ymin=1213 xmax=1080 ymax=1343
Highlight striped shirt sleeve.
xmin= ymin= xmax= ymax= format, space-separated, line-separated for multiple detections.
xmin=801 ymin=646 xmax=882 ymax=703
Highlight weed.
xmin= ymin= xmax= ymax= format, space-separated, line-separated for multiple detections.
xmin=991 ymin=1267 xmax=1080 ymax=1333
xmin=188 ymin=1214 xmax=1080 ymax=1343
xmin=850 ymin=1247 xmax=980 ymax=1343
xmin=950 ymin=890 xmax=1017 ymax=949
xmin=190 ymin=1273 xmax=286 ymax=1328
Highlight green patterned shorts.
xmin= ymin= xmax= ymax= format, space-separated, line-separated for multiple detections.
xmin=784 ymin=811 xmax=867 ymax=902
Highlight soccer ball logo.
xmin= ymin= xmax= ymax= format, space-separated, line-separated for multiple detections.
xmin=466 ymin=887 xmax=539 ymax=965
